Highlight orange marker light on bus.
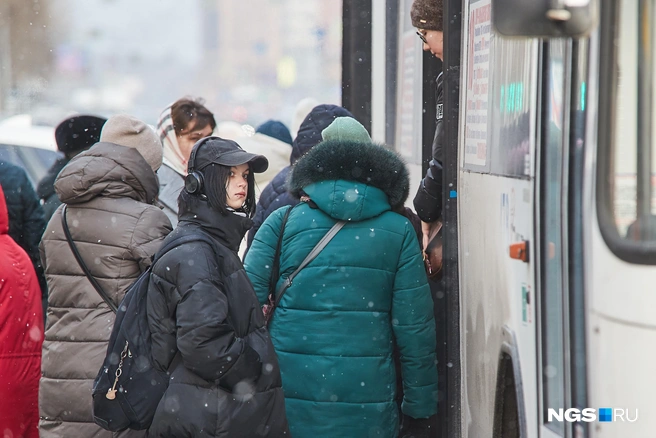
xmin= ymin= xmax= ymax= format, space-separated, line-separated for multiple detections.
xmin=509 ymin=241 xmax=529 ymax=263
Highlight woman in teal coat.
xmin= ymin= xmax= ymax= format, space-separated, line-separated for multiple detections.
xmin=245 ymin=118 xmax=438 ymax=437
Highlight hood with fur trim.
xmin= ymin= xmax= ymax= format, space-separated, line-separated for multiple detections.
xmin=288 ymin=139 xmax=410 ymax=214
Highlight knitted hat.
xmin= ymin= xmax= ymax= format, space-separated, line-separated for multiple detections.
xmin=411 ymin=0 xmax=443 ymax=31
xmin=100 ymin=115 xmax=163 ymax=171
xmin=321 ymin=117 xmax=371 ymax=144
xmin=256 ymin=120 xmax=293 ymax=146
xmin=55 ymin=115 xmax=107 ymax=154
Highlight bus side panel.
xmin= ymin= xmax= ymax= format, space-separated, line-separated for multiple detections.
xmin=586 ymin=214 xmax=656 ymax=437
xmin=458 ymin=1 xmax=540 ymax=435
xmin=459 ymin=173 xmax=538 ymax=437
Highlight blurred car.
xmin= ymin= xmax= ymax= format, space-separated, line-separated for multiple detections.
xmin=0 ymin=115 xmax=61 ymax=187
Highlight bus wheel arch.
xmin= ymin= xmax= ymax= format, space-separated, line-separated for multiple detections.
xmin=493 ymin=325 xmax=528 ymax=438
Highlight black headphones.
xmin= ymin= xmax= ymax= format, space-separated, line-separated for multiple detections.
xmin=184 ymin=136 xmax=214 ymax=195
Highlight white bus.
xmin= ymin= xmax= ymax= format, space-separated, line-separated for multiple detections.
xmin=351 ymin=0 xmax=655 ymax=436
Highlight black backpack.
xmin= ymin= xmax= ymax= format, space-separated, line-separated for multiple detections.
xmin=87 ymin=232 xmax=215 ymax=431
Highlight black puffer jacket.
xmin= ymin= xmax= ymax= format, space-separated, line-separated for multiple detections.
xmin=36 ymin=156 xmax=68 ymax=221
xmin=413 ymin=72 xmax=444 ymax=223
xmin=246 ymin=104 xmax=354 ymax=251
xmin=147 ymin=195 xmax=289 ymax=437
xmin=0 ymin=160 xmax=47 ymax=306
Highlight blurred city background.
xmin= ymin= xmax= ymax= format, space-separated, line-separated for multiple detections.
xmin=0 ymin=0 xmax=343 ymax=127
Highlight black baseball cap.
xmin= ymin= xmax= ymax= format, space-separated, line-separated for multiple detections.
xmin=190 ymin=136 xmax=269 ymax=174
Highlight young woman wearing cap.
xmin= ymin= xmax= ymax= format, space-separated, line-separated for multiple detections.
xmin=146 ymin=137 xmax=289 ymax=437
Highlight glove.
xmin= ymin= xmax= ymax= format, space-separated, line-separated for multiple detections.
xmin=399 ymin=414 xmax=435 ymax=438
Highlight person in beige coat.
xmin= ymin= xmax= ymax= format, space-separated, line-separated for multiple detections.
xmin=39 ymin=115 xmax=172 ymax=437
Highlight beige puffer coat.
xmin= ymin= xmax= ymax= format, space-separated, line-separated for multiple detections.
xmin=39 ymin=143 xmax=172 ymax=437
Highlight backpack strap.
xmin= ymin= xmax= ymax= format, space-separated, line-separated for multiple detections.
xmin=62 ymin=204 xmax=118 ymax=313
xmin=153 ymin=232 xmax=215 ymax=264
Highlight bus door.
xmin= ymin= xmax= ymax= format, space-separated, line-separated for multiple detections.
xmin=537 ymin=36 xmax=589 ymax=438
xmin=537 ymin=39 xmax=573 ymax=438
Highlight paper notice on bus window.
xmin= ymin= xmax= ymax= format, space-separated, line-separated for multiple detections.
xmin=464 ymin=0 xmax=491 ymax=168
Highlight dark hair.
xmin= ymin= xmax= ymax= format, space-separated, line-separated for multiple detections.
xmin=171 ymin=97 xmax=217 ymax=135
xmin=178 ymin=163 xmax=257 ymax=218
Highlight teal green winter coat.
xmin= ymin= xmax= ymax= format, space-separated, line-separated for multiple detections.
xmin=244 ymin=137 xmax=438 ymax=438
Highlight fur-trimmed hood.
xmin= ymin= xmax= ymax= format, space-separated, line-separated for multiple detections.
xmin=288 ymin=139 xmax=410 ymax=215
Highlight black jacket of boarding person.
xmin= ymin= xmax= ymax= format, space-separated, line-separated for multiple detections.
xmin=146 ymin=193 xmax=288 ymax=437
xmin=413 ymin=72 xmax=444 ymax=223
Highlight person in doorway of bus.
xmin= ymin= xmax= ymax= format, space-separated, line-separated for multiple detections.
xmin=411 ymin=0 xmax=445 ymax=251
xmin=245 ymin=117 xmax=438 ymax=438
xmin=37 ymin=115 xmax=107 ymax=221
xmin=0 ymin=184 xmax=44 ymax=438
xmin=156 ymin=97 xmax=217 ymax=227
xmin=39 ymin=114 xmax=171 ymax=437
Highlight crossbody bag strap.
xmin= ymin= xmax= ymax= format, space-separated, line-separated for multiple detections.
xmin=273 ymin=219 xmax=347 ymax=308
xmin=61 ymin=205 xmax=118 ymax=313
xmin=268 ymin=206 xmax=294 ymax=297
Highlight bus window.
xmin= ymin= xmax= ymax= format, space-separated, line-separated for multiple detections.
xmin=488 ymin=39 xmax=535 ymax=178
xmin=598 ymin=0 xmax=656 ymax=262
